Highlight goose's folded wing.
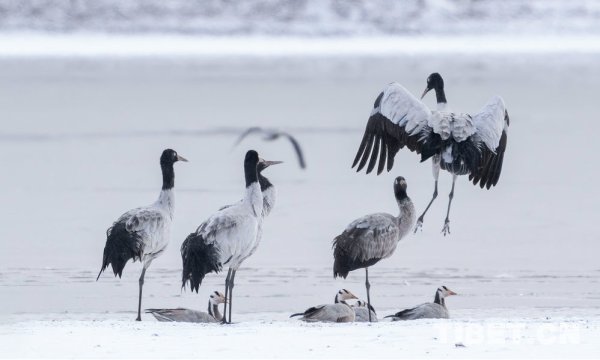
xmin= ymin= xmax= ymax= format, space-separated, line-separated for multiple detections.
xmin=353 ymin=83 xmax=431 ymax=174
xmin=470 ymin=96 xmax=510 ymax=189
xmin=302 ymin=305 xmax=326 ymax=318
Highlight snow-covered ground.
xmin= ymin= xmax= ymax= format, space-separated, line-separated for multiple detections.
xmin=3 ymin=312 xmax=599 ymax=358
xmin=1 ymin=38 xmax=600 ymax=357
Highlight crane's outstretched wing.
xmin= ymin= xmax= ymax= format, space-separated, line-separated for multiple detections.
xmin=469 ymin=96 xmax=510 ymax=189
xmin=233 ymin=127 xmax=263 ymax=147
xmin=282 ymin=132 xmax=306 ymax=169
xmin=353 ymin=83 xmax=431 ymax=174
xmin=234 ymin=127 xmax=306 ymax=170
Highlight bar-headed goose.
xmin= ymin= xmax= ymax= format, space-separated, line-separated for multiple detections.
xmin=352 ymin=300 xmax=378 ymax=322
xmin=146 ymin=291 xmax=227 ymax=323
xmin=385 ymin=286 xmax=457 ymax=320
xmin=290 ymin=289 xmax=358 ymax=323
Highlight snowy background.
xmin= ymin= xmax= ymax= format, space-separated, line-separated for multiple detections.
xmin=1 ymin=0 xmax=600 ymax=35
xmin=0 ymin=0 xmax=599 ymax=358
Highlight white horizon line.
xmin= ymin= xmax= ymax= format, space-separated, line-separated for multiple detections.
xmin=1 ymin=32 xmax=600 ymax=57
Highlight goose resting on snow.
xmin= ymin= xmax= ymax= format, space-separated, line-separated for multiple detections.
xmin=290 ymin=289 xmax=358 ymax=323
xmin=146 ymin=291 xmax=227 ymax=323
xmin=385 ymin=286 xmax=457 ymax=321
xmin=352 ymin=300 xmax=378 ymax=322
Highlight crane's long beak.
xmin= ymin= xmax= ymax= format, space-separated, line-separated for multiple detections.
xmin=177 ymin=155 xmax=189 ymax=162
xmin=447 ymin=289 xmax=457 ymax=296
xmin=263 ymin=160 xmax=283 ymax=167
xmin=421 ymin=86 xmax=432 ymax=100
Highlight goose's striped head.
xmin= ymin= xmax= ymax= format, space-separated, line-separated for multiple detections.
xmin=437 ymin=285 xmax=457 ymax=298
xmin=335 ymin=289 xmax=358 ymax=303
xmin=353 ymin=300 xmax=377 ymax=314
xmin=209 ymin=291 xmax=227 ymax=305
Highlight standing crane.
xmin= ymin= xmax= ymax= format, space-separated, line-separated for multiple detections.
xmin=97 ymin=149 xmax=188 ymax=321
xmin=332 ymin=176 xmax=415 ymax=322
xmin=181 ymin=150 xmax=281 ymax=323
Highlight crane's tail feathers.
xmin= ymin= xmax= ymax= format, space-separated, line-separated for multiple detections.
xmin=98 ymin=220 xmax=144 ymax=280
xmin=181 ymin=232 xmax=222 ymax=293
xmin=332 ymin=239 xmax=380 ymax=279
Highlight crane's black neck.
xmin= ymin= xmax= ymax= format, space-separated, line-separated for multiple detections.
xmin=434 ymin=291 xmax=445 ymax=307
xmin=161 ymin=162 xmax=175 ymax=190
xmin=245 ymin=161 xmax=259 ymax=187
xmin=434 ymin=86 xmax=447 ymax=105
xmin=258 ymin=173 xmax=273 ymax=192
xmin=394 ymin=186 xmax=408 ymax=201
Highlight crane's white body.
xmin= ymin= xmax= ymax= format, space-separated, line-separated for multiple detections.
xmin=116 ymin=189 xmax=174 ymax=266
xmin=374 ymin=82 xmax=507 ymax=152
xmin=197 ymin=182 xmax=263 ymax=270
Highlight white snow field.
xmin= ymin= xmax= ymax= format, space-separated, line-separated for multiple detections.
xmin=1 ymin=40 xmax=600 ymax=357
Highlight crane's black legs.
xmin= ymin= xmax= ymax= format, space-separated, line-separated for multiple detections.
xmin=228 ymin=269 xmax=237 ymax=324
xmin=222 ymin=268 xmax=232 ymax=324
xmin=415 ymin=160 xmax=440 ymax=233
xmin=442 ymin=174 xmax=457 ymax=236
xmin=365 ymin=267 xmax=372 ymax=323
xmin=136 ymin=267 xmax=147 ymax=321
xmin=414 ymin=180 xmax=438 ymax=233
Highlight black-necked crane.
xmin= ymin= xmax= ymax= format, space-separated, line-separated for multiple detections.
xmin=352 ymin=73 xmax=510 ymax=235
xmin=97 ymin=148 xmax=188 ymax=321
xmin=180 ymin=150 xmax=281 ymax=324
xmin=332 ymin=176 xmax=415 ymax=322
